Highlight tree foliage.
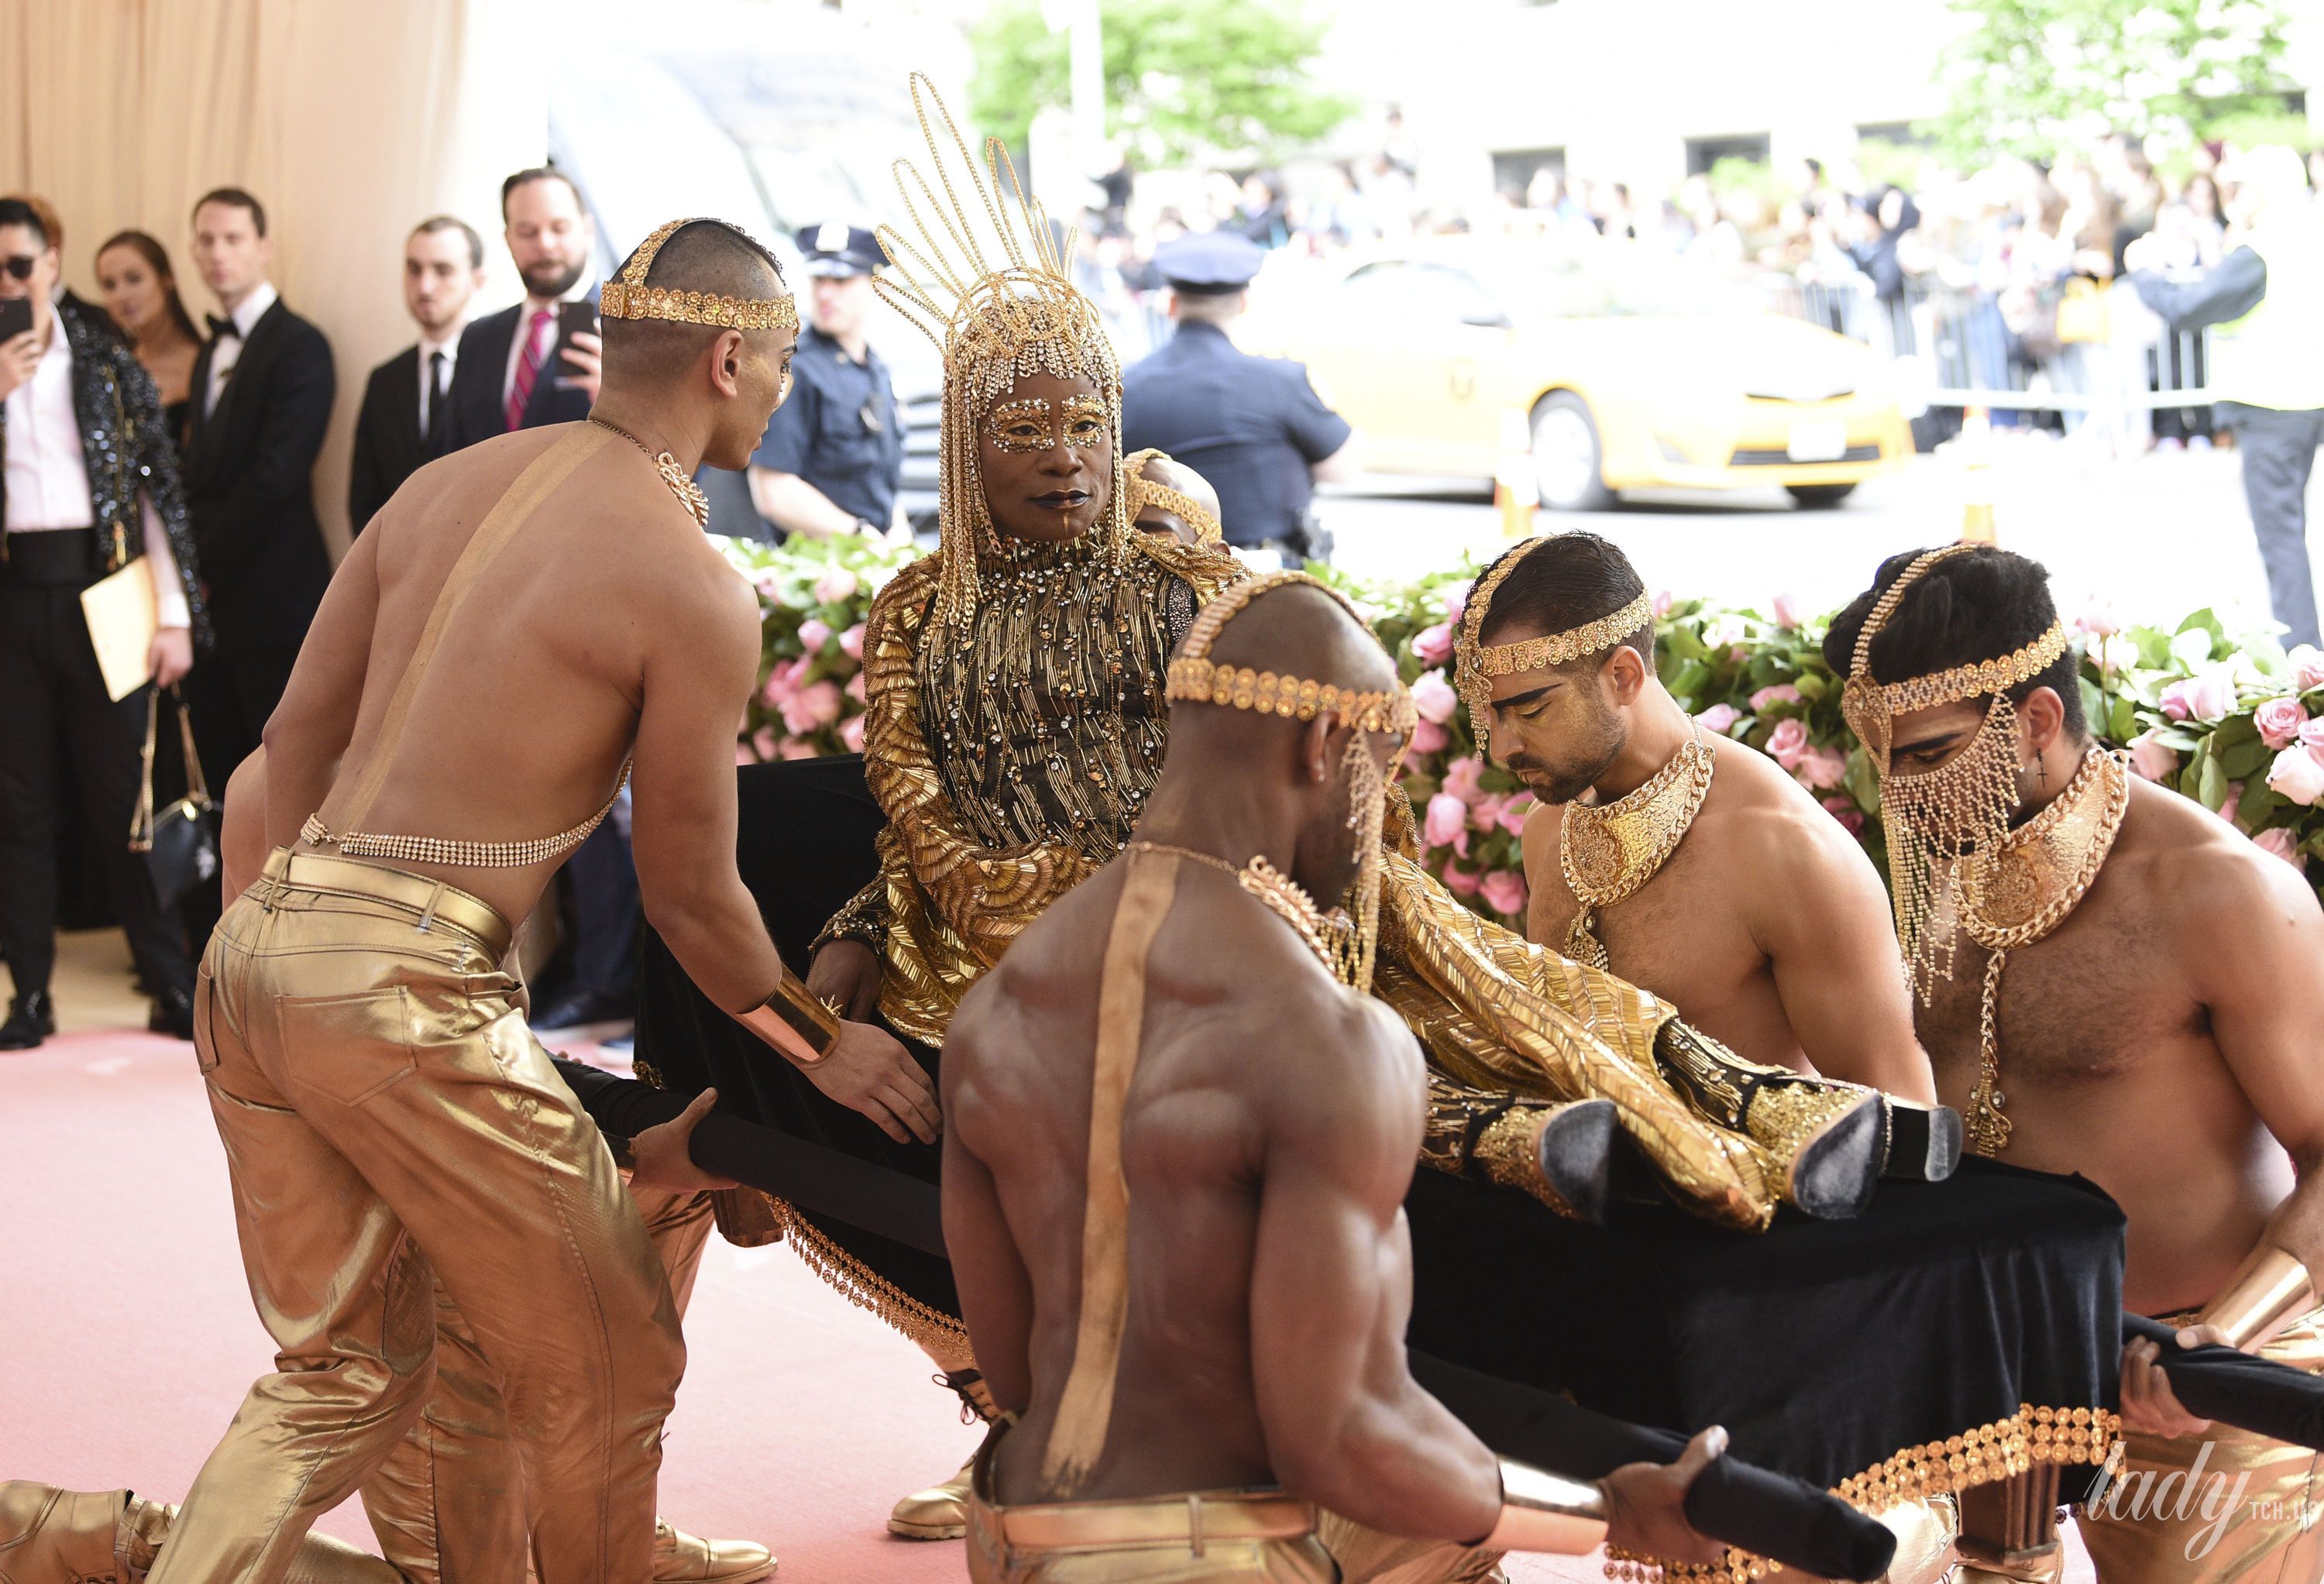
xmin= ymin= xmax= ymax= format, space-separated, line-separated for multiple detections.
xmin=968 ymin=0 xmax=1355 ymax=169
xmin=1926 ymin=0 xmax=2295 ymax=163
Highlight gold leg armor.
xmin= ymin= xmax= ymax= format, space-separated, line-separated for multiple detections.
xmin=1422 ymin=1069 xmax=1618 ymax=1224
xmin=0 ymin=1483 xmax=404 ymax=1584
xmin=152 ymin=857 xmax=685 ymax=1584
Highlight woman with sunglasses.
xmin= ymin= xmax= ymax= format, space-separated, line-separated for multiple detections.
xmin=95 ymin=231 xmax=204 ymax=455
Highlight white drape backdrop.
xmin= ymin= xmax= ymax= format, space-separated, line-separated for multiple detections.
xmin=1 ymin=0 xmax=550 ymax=554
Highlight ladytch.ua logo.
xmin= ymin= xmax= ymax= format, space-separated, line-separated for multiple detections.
xmin=2085 ymin=1441 xmax=2260 ymax=1561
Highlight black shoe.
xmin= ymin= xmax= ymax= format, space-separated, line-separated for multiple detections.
xmin=149 ymin=984 xmax=196 ymax=1041
xmin=1879 ymin=1101 xmax=1964 ymax=1183
xmin=530 ymin=984 xmax=635 ymax=1033
xmin=0 ymin=991 xmax=55 ymax=1050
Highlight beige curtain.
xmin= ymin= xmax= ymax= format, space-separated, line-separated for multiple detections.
xmin=1 ymin=0 xmax=549 ymax=555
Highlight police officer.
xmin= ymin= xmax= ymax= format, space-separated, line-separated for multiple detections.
xmin=747 ymin=223 xmax=906 ymax=540
xmin=1121 ymin=230 xmax=1356 ymax=567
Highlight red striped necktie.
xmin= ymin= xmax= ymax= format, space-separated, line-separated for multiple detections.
xmin=504 ymin=306 xmax=555 ymax=431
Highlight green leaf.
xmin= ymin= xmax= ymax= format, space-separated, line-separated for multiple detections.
xmin=2171 ymin=626 xmax=2217 ymax=668
xmin=2198 ymin=751 xmax=2230 ymax=813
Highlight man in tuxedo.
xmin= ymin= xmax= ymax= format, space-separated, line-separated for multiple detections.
xmin=348 ymin=216 xmax=484 ymax=534
xmin=438 ymin=167 xmax=600 ymax=455
xmin=181 ymin=187 xmax=333 ymax=796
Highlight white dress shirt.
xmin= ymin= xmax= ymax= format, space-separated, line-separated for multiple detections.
xmin=202 ymin=280 xmax=278 ymax=419
xmin=500 ymin=277 xmax=593 ymax=408
xmin=418 ymin=329 xmax=459 ymax=438
xmin=4 ymin=325 xmax=192 ymax=627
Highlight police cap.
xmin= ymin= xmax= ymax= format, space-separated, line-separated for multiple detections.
xmin=796 ymin=222 xmax=885 ymax=278
xmin=1153 ymin=230 xmax=1265 ymax=295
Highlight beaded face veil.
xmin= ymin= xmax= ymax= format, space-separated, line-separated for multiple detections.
xmin=875 ymin=74 xmax=1129 ymax=627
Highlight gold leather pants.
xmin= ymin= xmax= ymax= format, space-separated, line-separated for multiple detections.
xmin=966 ymin=1432 xmax=1333 ymax=1583
xmin=151 ymin=851 xmax=685 ymax=1584
xmin=2077 ymin=1311 xmax=2324 ymax=1584
xmin=1316 ymin=1510 xmax=1502 ymax=1584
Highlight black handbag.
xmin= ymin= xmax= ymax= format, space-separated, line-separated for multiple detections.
xmin=131 ymin=685 xmax=221 ymax=911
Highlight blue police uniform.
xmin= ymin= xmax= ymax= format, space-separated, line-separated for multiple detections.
xmin=1121 ymin=232 xmax=1351 ymax=563
xmin=749 ymin=225 xmax=904 ymax=534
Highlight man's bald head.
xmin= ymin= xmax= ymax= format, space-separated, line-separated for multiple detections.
xmin=601 ymin=219 xmax=791 ymax=387
xmin=1133 ymin=454 xmax=1222 ymax=546
xmin=1174 ymin=581 xmax=1400 ymax=753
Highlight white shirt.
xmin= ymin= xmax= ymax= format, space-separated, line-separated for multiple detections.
xmin=417 ymin=329 xmax=460 ymax=437
xmin=500 ymin=277 xmax=593 ymax=411
xmin=5 ymin=325 xmax=193 ymax=627
xmin=202 ymin=280 xmax=278 ymax=418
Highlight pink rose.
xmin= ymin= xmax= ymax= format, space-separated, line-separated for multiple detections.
xmin=2291 ymin=644 xmax=2324 ymax=693
xmin=1820 ymin=795 xmax=1865 ymax=835
xmin=2126 ymin=728 xmax=2180 ymax=783
xmin=2074 ymin=599 xmax=2121 ymax=639
xmin=846 ymin=672 xmax=868 ymax=703
xmin=1444 ymin=582 xmax=1472 ymax=625
xmin=1443 ymin=755 xmax=1488 ymax=806
xmin=750 ymin=568 xmax=786 ymax=599
xmin=1423 ymin=792 xmax=1469 ymax=849
xmin=761 ymin=668 xmax=796 ymax=708
xmin=2219 ymin=780 xmax=2244 ymax=827
xmin=2302 ymin=716 xmax=2324 ymax=754
xmin=1412 ymin=672 xmax=1460 ymax=725
xmin=1442 ymin=864 xmax=1483 ymax=897
xmin=751 ymin=726 xmax=779 ymax=761
xmin=778 ymin=737 xmax=818 ymax=761
xmin=2161 ymin=667 xmax=2237 ymax=722
xmin=2257 ymin=696 xmax=2311 ymax=750
xmin=1472 ymin=793 xmax=1508 ymax=831
xmin=780 ymin=680 xmax=844 ymax=735
xmin=1695 ymin=703 xmax=1741 ymax=735
xmin=1749 ymin=683 xmax=1802 ymax=712
xmin=1409 ymin=717 xmax=1451 ymax=756
xmin=2254 ymin=826 xmax=2308 ymax=872
xmin=1479 ymin=869 xmax=1529 ymax=918
xmin=1412 ymin=622 xmax=1457 ymax=666
xmin=840 ymin=622 xmax=867 ymax=659
xmin=1794 ymin=745 xmax=1848 ymax=791
xmin=2267 ymin=745 xmax=2324 ymax=806
xmin=1497 ymin=792 xmax=1536 ymax=835
xmin=840 ymin=714 xmax=867 ymax=753
xmin=1652 ymin=589 xmax=1676 ymax=617
xmin=798 ymin=617 xmax=834 ymax=653
xmin=1772 ymin=590 xmax=1807 ymax=628
xmin=1452 ymin=826 xmax=1472 ymax=858
xmin=1765 ymin=717 xmax=1810 ymax=769
xmin=813 ymin=565 xmax=859 ymax=604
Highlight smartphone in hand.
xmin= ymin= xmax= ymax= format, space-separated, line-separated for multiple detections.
xmin=0 ymin=297 xmax=34 ymax=344
xmin=554 ymin=299 xmax=600 ymax=391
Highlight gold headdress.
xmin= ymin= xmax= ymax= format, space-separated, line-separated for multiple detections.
xmin=1165 ymin=572 xmax=1413 ymax=993
xmin=1456 ymin=535 xmax=1653 ymax=758
xmin=1122 ymin=448 xmax=1224 ymax=545
xmin=874 ymin=74 xmax=1128 ymax=627
xmin=598 ymin=218 xmax=799 ymax=332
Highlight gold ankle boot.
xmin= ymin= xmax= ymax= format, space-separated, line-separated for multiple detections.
xmin=651 ymin=1519 xmax=775 ymax=1583
xmin=887 ymin=1458 xmax=973 ymax=1541
xmin=0 ymin=1483 xmax=175 ymax=1584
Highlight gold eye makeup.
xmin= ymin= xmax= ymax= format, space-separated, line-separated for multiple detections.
xmin=988 ymin=398 xmax=1054 ymax=452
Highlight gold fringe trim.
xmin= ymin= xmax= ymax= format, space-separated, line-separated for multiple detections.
xmin=765 ymin=1191 xmax=973 ymax=1357
xmin=1600 ymin=1403 xmax=2121 ymax=1582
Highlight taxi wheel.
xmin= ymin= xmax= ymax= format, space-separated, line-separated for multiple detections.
xmin=1532 ymin=392 xmax=1614 ymax=513
xmin=1787 ymin=483 xmax=1858 ymax=508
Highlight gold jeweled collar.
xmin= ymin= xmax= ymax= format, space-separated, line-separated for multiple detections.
xmin=588 ymin=416 xmax=710 ymax=527
xmin=1557 ymin=726 xmax=1716 ymax=969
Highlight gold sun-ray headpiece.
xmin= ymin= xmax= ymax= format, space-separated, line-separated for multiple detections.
xmin=874 ymin=73 xmax=1127 ymax=625
xmin=598 ymin=218 xmax=799 ymax=332
xmin=1455 ymin=535 xmax=1653 ymax=757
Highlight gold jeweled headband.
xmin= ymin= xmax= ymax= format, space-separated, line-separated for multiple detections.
xmin=1123 ymin=448 xmax=1224 ymax=545
xmin=1456 ymin=536 xmax=1653 ymax=754
xmin=1839 ymin=545 xmax=2070 ymax=773
xmin=598 ymin=218 xmax=799 ymax=333
xmin=1167 ymin=572 xmax=1419 ymax=737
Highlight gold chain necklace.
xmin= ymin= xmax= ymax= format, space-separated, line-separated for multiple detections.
xmin=1956 ymin=747 xmax=2130 ymax=1156
xmin=1557 ymin=726 xmax=1716 ymax=969
xmin=590 ymin=416 xmax=710 ymax=527
xmin=1126 ymin=840 xmax=1346 ymax=981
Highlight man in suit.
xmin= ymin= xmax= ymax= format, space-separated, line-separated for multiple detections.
xmin=181 ymin=187 xmax=334 ymax=796
xmin=348 ymin=216 xmax=484 ymax=534
xmin=438 ymin=167 xmax=600 ymax=455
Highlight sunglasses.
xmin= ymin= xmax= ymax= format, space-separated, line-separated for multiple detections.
xmin=2 ymin=256 xmax=37 ymax=281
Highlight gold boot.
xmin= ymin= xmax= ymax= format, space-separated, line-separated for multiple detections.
xmin=0 ymin=1483 xmax=148 ymax=1582
xmin=651 ymin=1520 xmax=775 ymax=1583
xmin=887 ymin=1459 xmax=973 ymax=1541
xmin=1652 ymin=1020 xmax=1884 ymax=1220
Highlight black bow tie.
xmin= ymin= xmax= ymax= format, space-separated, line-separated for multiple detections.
xmin=207 ymin=314 xmax=240 ymax=342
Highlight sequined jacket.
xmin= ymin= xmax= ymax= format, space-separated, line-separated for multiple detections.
xmin=0 ymin=297 xmax=210 ymax=648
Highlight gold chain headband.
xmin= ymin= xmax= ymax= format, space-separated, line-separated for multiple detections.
xmin=599 ymin=218 xmax=799 ymax=333
xmin=1167 ymin=572 xmax=1419 ymax=736
xmin=1123 ymin=449 xmax=1223 ymax=545
xmin=1839 ymin=545 xmax=2069 ymax=772
xmin=1456 ymin=536 xmax=1652 ymax=755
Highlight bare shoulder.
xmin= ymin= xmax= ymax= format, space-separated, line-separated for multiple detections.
xmin=1704 ymin=735 xmax=1869 ymax=874
xmin=2120 ymin=778 xmax=2321 ymax=943
xmin=1520 ymin=795 xmax=1566 ymax=874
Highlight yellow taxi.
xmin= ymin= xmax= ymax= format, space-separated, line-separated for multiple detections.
xmin=1250 ymin=238 xmax=1913 ymax=510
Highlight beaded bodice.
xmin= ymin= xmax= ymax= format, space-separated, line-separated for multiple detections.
xmin=914 ymin=537 xmax=1195 ymax=864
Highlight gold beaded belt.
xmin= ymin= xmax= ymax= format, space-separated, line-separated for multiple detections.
xmin=300 ymin=762 xmax=630 ymax=869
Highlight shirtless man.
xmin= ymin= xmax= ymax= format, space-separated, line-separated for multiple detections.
xmin=137 ymin=218 xmax=931 ymax=1584
xmin=1459 ymin=531 xmax=1936 ymax=1108
xmin=1824 ymin=544 xmax=2324 ymax=1582
xmin=943 ymin=572 xmax=1726 ymax=1581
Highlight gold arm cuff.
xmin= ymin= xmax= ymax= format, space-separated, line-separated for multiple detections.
xmin=1483 ymin=1460 xmax=1609 ymax=1555
xmin=2197 ymin=1245 xmax=2319 ymax=1350
xmin=734 ymin=970 xmax=842 ymax=1063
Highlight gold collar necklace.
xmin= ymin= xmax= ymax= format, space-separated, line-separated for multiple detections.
xmin=1958 ymin=747 xmax=2130 ymax=1156
xmin=1126 ymin=840 xmax=1351 ymax=984
xmin=1557 ymin=726 xmax=1716 ymax=969
xmin=589 ymin=416 xmax=710 ymax=527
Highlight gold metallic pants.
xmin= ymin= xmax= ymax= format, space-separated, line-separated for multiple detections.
xmin=1315 ymin=1510 xmax=1501 ymax=1584
xmin=152 ymin=851 xmax=685 ymax=1584
xmin=967 ymin=1432 xmax=1333 ymax=1582
xmin=2078 ymin=1311 xmax=2324 ymax=1583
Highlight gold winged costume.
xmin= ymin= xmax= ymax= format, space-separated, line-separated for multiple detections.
xmin=810 ymin=76 xmax=1884 ymax=1237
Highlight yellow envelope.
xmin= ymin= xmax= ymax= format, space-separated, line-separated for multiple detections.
xmin=79 ymin=555 xmax=158 ymax=701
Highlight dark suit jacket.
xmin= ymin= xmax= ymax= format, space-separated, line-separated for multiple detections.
xmin=184 ymin=296 xmax=335 ymax=652
xmin=348 ymin=344 xmax=428 ymax=534
xmin=439 ymin=287 xmax=599 ymax=455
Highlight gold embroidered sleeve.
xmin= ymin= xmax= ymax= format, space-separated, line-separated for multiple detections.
xmin=813 ymin=875 xmax=890 ymax=957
